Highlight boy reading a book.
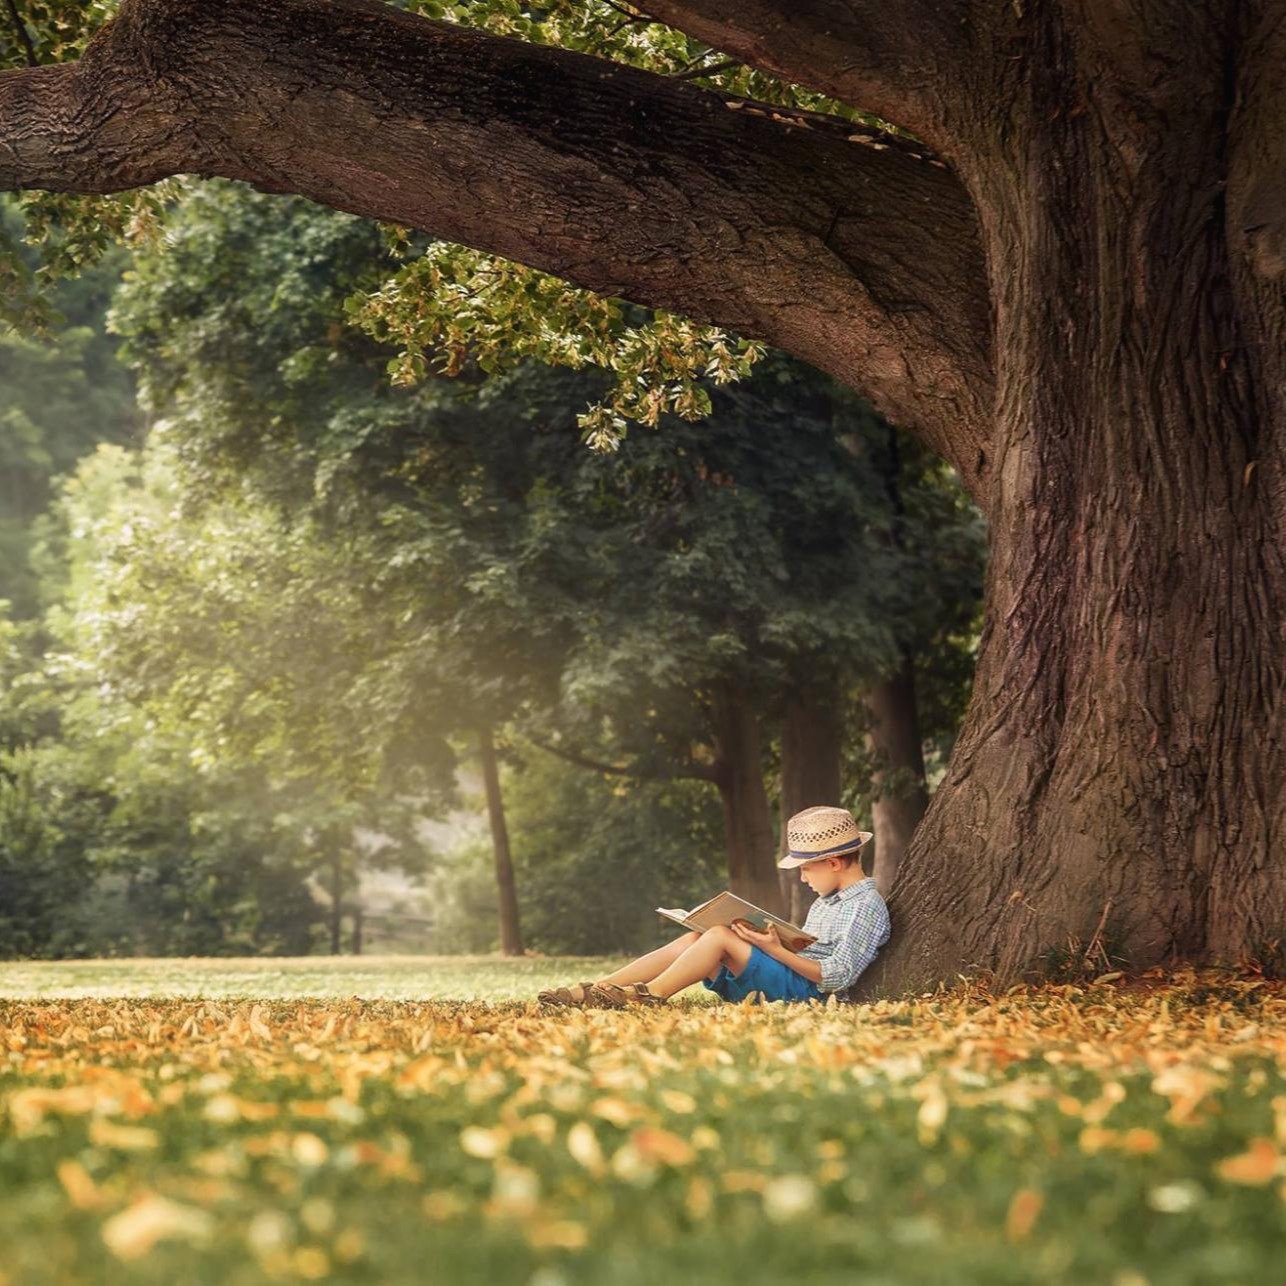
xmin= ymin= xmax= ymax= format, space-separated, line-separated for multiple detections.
xmin=538 ymin=805 xmax=890 ymax=1008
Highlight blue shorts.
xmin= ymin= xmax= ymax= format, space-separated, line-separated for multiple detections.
xmin=703 ymin=945 xmax=824 ymax=1004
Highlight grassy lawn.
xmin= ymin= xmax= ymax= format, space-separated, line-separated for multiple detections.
xmin=1 ymin=962 xmax=1284 ymax=1284
xmin=0 ymin=955 xmax=631 ymax=1003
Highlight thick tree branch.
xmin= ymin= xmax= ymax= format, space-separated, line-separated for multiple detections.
xmin=635 ymin=0 xmax=970 ymax=148
xmin=0 ymin=0 xmax=994 ymax=495
xmin=526 ymin=735 xmax=722 ymax=784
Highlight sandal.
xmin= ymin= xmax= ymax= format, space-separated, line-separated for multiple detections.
xmin=592 ymin=982 xmax=667 ymax=1008
xmin=537 ymin=981 xmax=610 ymax=1009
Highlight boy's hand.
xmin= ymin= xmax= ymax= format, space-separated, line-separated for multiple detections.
xmin=730 ymin=919 xmax=782 ymax=951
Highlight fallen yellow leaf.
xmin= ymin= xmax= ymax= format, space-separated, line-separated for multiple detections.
xmin=88 ymin=1119 xmax=160 ymax=1151
xmin=660 ymin=1089 xmax=697 ymax=1115
xmin=631 ymin=1128 xmax=695 ymax=1166
xmin=590 ymin=1097 xmax=641 ymax=1127
xmin=101 ymin=1194 xmax=214 ymax=1261
xmin=56 ymin=1159 xmax=104 ymax=1211
xmin=526 ymin=1220 xmax=588 ymax=1250
xmin=291 ymin=1132 xmax=329 ymax=1167
xmin=686 ymin=1174 xmax=713 ymax=1218
xmin=460 ymin=1125 xmax=507 ymax=1159
xmin=917 ymin=1088 xmax=948 ymax=1144
xmin=7 ymin=1085 xmax=98 ymax=1134
xmin=293 ymin=1247 xmax=331 ymax=1279
xmin=1006 ymin=1188 xmax=1043 ymax=1241
xmin=1121 ymin=1128 xmax=1161 ymax=1155
xmin=1215 ymin=1139 xmax=1280 ymax=1186
xmin=567 ymin=1121 xmax=605 ymax=1173
xmin=202 ymin=1093 xmax=279 ymax=1124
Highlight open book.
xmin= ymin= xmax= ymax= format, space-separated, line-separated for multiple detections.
xmin=657 ymin=891 xmax=816 ymax=953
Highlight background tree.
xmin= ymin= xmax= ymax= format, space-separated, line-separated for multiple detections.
xmin=0 ymin=440 xmax=438 ymax=960
xmin=0 ymin=199 xmax=141 ymax=618
xmin=532 ymin=357 xmax=984 ymax=913
xmin=430 ymin=748 xmax=725 ymax=955
xmin=1 ymin=612 xmax=328 ymax=959
xmin=104 ymin=182 xmax=983 ymax=919
xmin=52 ymin=442 xmax=440 ymax=949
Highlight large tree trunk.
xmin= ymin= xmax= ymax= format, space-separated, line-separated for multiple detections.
xmin=711 ymin=682 xmax=785 ymax=916
xmin=478 ymin=725 xmax=524 ymax=957
xmin=864 ymin=650 xmax=929 ymax=897
xmin=866 ymin=8 xmax=1286 ymax=993
xmin=778 ymin=688 xmax=843 ymax=922
xmin=860 ymin=412 xmax=930 ymax=897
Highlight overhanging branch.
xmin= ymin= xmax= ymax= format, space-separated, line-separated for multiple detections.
xmin=0 ymin=0 xmax=994 ymax=495
xmin=636 ymin=0 xmax=970 ymax=149
xmin=526 ymin=735 xmax=722 ymax=784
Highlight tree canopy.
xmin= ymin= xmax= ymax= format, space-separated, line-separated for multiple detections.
xmin=98 ymin=180 xmax=983 ymax=917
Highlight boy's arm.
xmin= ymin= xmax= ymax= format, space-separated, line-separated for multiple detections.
xmin=815 ymin=899 xmax=891 ymax=992
xmin=733 ymin=900 xmax=891 ymax=991
xmin=730 ymin=923 xmax=823 ymax=984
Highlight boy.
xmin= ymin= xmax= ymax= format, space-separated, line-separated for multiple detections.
xmin=538 ymin=805 xmax=890 ymax=1008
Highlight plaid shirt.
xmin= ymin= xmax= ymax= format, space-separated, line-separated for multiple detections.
xmin=796 ymin=878 xmax=890 ymax=992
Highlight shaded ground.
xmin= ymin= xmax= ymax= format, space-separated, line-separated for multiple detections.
xmin=1 ymin=967 xmax=1284 ymax=1284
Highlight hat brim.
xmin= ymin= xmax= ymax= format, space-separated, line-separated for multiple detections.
xmin=777 ymin=832 xmax=873 ymax=868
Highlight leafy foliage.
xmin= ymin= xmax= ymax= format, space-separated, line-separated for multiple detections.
xmin=489 ymin=744 xmax=724 ymax=955
xmin=58 ymin=444 xmax=458 ymax=800
xmin=0 ymin=0 xmax=114 ymax=67
xmin=0 ymin=199 xmax=142 ymax=617
xmin=107 ymin=182 xmax=983 ymax=783
xmin=0 ymin=444 xmax=430 ymax=960
xmin=0 ymin=0 xmax=885 ymax=428
xmin=348 ymin=240 xmax=764 ymax=448
xmin=0 ymin=745 xmax=92 ymax=956
xmin=0 ymin=971 xmax=1283 ymax=1282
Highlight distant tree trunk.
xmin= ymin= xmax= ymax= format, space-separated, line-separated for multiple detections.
xmin=351 ymin=901 xmax=364 ymax=956
xmin=328 ymin=847 xmax=343 ymax=956
xmin=711 ymin=681 xmax=784 ymax=916
xmin=478 ymin=724 xmax=524 ymax=956
xmin=864 ymin=649 xmax=930 ymax=896
xmin=779 ymin=688 xmax=843 ymax=923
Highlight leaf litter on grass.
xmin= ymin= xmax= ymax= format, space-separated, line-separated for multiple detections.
xmin=0 ymin=971 xmax=1284 ymax=1284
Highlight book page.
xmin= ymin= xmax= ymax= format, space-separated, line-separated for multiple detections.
xmin=656 ymin=891 xmax=815 ymax=947
xmin=656 ymin=908 xmax=692 ymax=923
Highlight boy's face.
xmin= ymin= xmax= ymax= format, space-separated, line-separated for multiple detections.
xmin=799 ymin=856 xmax=845 ymax=895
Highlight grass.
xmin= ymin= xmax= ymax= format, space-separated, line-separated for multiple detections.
xmin=0 ymin=955 xmax=631 ymax=1002
xmin=1 ymin=961 xmax=1284 ymax=1285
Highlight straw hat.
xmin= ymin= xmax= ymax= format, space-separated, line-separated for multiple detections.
xmin=778 ymin=805 xmax=873 ymax=868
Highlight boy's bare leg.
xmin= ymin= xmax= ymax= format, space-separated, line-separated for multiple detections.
xmin=594 ymin=932 xmax=700 ymax=988
xmin=646 ymin=925 xmax=752 ymax=999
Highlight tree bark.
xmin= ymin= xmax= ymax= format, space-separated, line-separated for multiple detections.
xmin=864 ymin=650 xmax=929 ymax=898
xmin=711 ymin=682 xmax=785 ymax=916
xmin=861 ymin=3 xmax=1286 ymax=994
xmin=636 ymin=0 xmax=969 ymax=151
xmin=778 ymin=688 xmax=843 ymax=922
xmin=478 ymin=724 xmax=524 ymax=957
